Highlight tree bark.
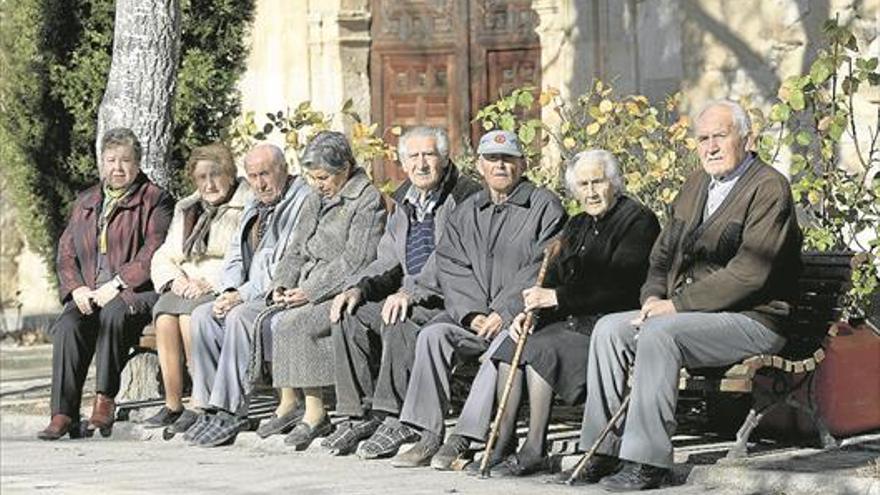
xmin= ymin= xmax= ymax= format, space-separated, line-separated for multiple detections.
xmin=96 ymin=0 xmax=180 ymax=190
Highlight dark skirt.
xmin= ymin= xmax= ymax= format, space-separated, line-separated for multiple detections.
xmin=492 ymin=315 xmax=599 ymax=405
xmin=152 ymin=291 xmax=215 ymax=319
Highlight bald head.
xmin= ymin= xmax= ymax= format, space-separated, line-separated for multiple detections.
xmin=244 ymin=143 xmax=289 ymax=204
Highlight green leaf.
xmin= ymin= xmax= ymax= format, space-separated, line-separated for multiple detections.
xmin=769 ymin=103 xmax=791 ymax=122
xmin=518 ymin=124 xmax=536 ymax=144
xmin=517 ymin=91 xmax=534 ymax=109
xmin=795 ymin=131 xmax=812 ymax=146
xmin=789 ymin=89 xmax=806 ymax=111
xmin=810 ymin=57 xmax=834 ymax=86
xmin=499 ymin=114 xmax=516 ymax=131
xmin=262 ymin=123 xmax=273 ymax=134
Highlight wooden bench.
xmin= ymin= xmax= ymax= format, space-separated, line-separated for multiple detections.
xmin=680 ymin=251 xmax=854 ymax=458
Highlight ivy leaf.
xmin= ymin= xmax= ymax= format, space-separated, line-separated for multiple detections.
xmin=517 ymin=91 xmax=534 ymax=109
xmin=769 ymin=103 xmax=791 ymax=122
xmin=789 ymin=89 xmax=806 ymax=111
xmin=518 ymin=124 xmax=536 ymax=144
xmin=795 ymin=131 xmax=812 ymax=146
xmin=499 ymin=114 xmax=516 ymax=131
xmin=809 ymin=57 xmax=834 ymax=86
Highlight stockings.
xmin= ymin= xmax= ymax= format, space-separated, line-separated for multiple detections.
xmin=493 ymin=362 xmax=554 ymax=462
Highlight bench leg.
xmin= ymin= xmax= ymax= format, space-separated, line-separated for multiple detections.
xmin=727 ymin=399 xmax=780 ymax=459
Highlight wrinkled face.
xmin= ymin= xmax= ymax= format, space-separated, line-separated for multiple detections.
xmin=695 ymin=105 xmax=749 ymax=178
xmin=477 ymin=153 xmax=526 ymax=196
xmin=401 ymin=135 xmax=446 ymax=193
xmin=193 ymin=160 xmax=235 ymax=206
xmin=244 ymin=149 xmax=287 ymax=204
xmin=572 ymin=160 xmax=616 ymax=217
xmin=306 ymin=165 xmax=350 ymax=198
xmin=101 ymin=144 xmax=140 ymax=190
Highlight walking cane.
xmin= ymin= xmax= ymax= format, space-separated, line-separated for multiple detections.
xmin=480 ymin=240 xmax=560 ymax=478
xmin=565 ymin=393 xmax=631 ymax=484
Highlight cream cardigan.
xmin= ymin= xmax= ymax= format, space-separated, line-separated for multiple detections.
xmin=151 ymin=179 xmax=251 ymax=292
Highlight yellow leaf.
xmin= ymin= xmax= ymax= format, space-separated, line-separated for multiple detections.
xmin=586 ymin=122 xmax=601 ymax=135
xmin=599 ymin=99 xmax=613 ymax=114
xmin=563 ymin=137 xmax=577 ymax=149
xmin=595 ymin=80 xmax=604 ymax=92
xmin=646 ymin=151 xmax=658 ymax=163
xmin=390 ymin=126 xmax=402 ymax=136
xmin=625 ymin=102 xmax=641 ymax=116
xmin=807 ymin=190 xmax=821 ymax=206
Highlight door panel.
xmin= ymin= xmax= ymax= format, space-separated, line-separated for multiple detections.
xmin=370 ymin=0 xmax=540 ymax=184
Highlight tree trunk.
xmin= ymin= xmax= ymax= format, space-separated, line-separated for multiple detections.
xmin=96 ymin=0 xmax=180 ymax=190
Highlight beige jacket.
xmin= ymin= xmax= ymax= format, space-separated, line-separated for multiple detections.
xmin=151 ymin=179 xmax=251 ymax=292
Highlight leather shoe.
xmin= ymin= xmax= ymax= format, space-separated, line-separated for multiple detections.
xmin=88 ymin=393 xmax=116 ymax=437
xmin=556 ymin=453 xmax=621 ymax=485
xmin=599 ymin=461 xmax=669 ymax=492
xmin=37 ymin=414 xmax=80 ymax=440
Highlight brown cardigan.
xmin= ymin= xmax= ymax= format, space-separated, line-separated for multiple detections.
xmin=640 ymin=156 xmax=803 ymax=334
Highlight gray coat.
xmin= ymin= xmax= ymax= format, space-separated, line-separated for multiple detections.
xmin=436 ymin=179 xmax=566 ymax=326
xmin=346 ymin=164 xmax=481 ymax=304
xmin=270 ymin=167 xmax=386 ymax=387
xmin=220 ymin=176 xmax=311 ymax=302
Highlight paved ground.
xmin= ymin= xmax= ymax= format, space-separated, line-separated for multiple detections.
xmin=1 ymin=342 xmax=878 ymax=495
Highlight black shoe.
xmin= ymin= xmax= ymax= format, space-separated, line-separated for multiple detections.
xmin=599 ymin=461 xmax=669 ymax=492
xmin=430 ymin=433 xmax=471 ymax=470
xmin=142 ymin=406 xmax=184 ymax=429
xmin=256 ymin=407 xmax=304 ymax=439
xmin=504 ymin=451 xmax=553 ymax=477
xmin=556 ymin=454 xmax=621 ymax=485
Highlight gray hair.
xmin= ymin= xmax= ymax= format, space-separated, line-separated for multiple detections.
xmin=300 ymin=131 xmax=356 ymax=175
xmin=101 ymin=127 xmax=142 ymax=163
xmin=694 ymin=99 xmax=751 ymax=138
xmin=398 ymin=126 xmax=450 ymax=164
xmin=564 ymin=149 xmax=624 ymax=196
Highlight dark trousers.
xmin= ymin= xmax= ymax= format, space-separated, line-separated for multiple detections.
xmin=332 ymin=299 xmax=441 ymax=417
xmin=50 ymin=295 xmax=156 ymax=419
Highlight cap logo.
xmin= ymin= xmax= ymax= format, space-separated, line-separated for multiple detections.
xmin=494 ymin=134 xmax=507 ymax=143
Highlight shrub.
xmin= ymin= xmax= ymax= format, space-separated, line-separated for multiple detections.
xmin=0 ymin=0 xmax=255 ymax=262
xmin=475 ymin=83 xmax=698 ymax=220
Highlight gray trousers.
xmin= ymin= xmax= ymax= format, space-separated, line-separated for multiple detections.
xmin=579 ymin=310 xmax=785 ymax=468
xmin=333 ymin=300 xmax=442 ymax=417
xmin=399 ymin=314 xmax=506 ymax=436
xmin=189 ymin=299 xmax=267 ymax=415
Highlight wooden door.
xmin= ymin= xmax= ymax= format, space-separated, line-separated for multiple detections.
xmin=370 ymin=0 xmax=541 ymax=184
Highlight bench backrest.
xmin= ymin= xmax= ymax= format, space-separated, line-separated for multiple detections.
xmin=781 ymin=251 xmax=853 ymax=360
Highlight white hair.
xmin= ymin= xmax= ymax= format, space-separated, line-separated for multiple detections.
xmin=564 ymin=149 xmax=624 ymax=196
xmin=398 ymin=126 xmax=450 ymax=165
xmin=694 ymin=99 xmax=751 ymax=138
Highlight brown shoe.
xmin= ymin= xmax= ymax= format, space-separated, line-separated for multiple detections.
xmin=37 ymin=414 xmax=80 ymax=440
xmin=88 ymin=394 xmax=116 ymax=437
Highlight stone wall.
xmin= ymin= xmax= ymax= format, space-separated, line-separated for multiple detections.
xmin=2 ymin=0 xmax=876 ymax=321
xmin=532 ymin=0 xmax=877 ymax=173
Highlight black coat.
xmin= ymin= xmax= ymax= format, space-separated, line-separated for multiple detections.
xmin=537 ymin=195 xmax=661 ymax=325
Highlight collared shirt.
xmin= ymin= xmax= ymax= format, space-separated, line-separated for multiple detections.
xmin=404 ymin=185 xmax=440 ymax=222
xmin=705 ymin=154 xmax=754 ymax=220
